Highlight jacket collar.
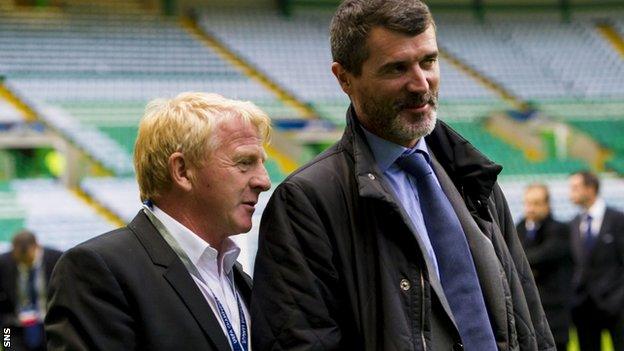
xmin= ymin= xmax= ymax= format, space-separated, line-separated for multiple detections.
xmin=127 ymin=211 xmax=250 ymax=351
xmin=341 ymin=104 xmax=502 ymax=205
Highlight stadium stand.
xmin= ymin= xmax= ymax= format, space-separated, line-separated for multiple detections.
xmin=435 ymin=15 xmax=624 ymax=100
xmin=0 ymin=181 xmax=25 ymax=252
xmin=0 ymin=178 xmax=115 ymax=252
xmin=0 ymin=96 xmax=24 ymax=125
xmin=198 ymin=9 xmax=505 ymax=126
xmin=447 ymin=120 xmax=587 ymax=175
xmin=0 ymin=9 xmax=301 ymax=176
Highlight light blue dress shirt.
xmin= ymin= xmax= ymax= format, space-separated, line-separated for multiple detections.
xmin=362 ymin=127 xmax=440 ymax=277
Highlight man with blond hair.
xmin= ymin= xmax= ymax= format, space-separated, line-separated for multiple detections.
xmin=45 ymin=92 xmax=271 ymax=351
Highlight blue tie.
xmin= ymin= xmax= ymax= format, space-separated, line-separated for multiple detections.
xmin=526 ymin=226 xmax=537 ymax=242
xmin=584 ymin=214 xmax=594 ymax=253
xmin=24 ymin=268 xmax=44 ymax=349
xmin=397 ymin=150 xmax=497 ymax=350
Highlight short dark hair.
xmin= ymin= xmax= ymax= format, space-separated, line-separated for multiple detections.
xmin=329 ymin=0 xmax=435 ymax=76
xmin=11 ymin=229 xmax=38 ymax=255
xmin=572 ymin=170 xmax=600 ymax=194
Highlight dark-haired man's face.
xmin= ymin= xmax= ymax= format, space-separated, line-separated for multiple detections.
xmin=333 ymin=25 xmax=439 ymax=148
xmin=12 ymin=245 xmax=37 ymax=267
xmin=569 ymin=174 xmax=596 ymax=208
xmin=523 ymin=187 xmax=550 ymax=223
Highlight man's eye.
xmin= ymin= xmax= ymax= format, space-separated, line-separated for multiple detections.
xmin=238 ymin=158 xmax=256 ymax=169
xmin=390 ymin=64 xmax=406 ymax=72
xmin=422 ymin=58 xmax=437 ymax=68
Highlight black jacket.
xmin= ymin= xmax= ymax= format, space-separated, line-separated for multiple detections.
xmin=516 ymin=216 xmax=573 ymax=343
xmin=0 ymin=247 xmax=62 ymax=326
xmin=251 ymin=107 xmax=554 ymax=351
xmin=570 ymin=206 xmax=624 ymax=317
xmin=45 ymin=211 xmax=252 ymax=351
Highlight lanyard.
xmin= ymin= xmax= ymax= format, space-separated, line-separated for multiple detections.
xmin=214 ymin=293 xmax=248 ymax=351
xmin=142 ymin=205 xmax=249 ymax=351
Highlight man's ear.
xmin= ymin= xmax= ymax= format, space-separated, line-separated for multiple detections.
xmin=168 ymin=152 xmax=193 ymax=192
xmin=331 ymin=62 xmax=353 ymax=95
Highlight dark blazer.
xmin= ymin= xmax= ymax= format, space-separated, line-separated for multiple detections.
xmin=516 ymin=215 xmax=573 ymax=343
xmin=45 ymin=211 xmax=252 ymax=351
xmin=0 ymin=247 xmax=62 ymax=326
xmin=569 ymin=206 xmax=624 ymax=316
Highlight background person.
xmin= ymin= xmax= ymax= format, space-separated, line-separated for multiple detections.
xmin=516 ymin=183 xmax=573 ymax=351
xmin=569 ymin=171 xmax=624 ymax=351
xmin=0 ymin=230 xmax=62 ymax=351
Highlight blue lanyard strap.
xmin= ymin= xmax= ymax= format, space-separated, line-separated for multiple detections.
xmin=213 ymin=293 xmax=248 ymax=351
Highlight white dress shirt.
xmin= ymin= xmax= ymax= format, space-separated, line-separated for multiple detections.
xmin=581 ymin=198 xmax=607 ymax=239
xmin=152 ymin=206 xmax=250 ymax=350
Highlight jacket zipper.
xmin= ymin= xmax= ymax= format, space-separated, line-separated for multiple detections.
xmin=420 ymin=271 xmax=427 ymax=350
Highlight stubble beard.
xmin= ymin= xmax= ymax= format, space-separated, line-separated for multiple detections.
xmin=361 ymin=90 xmax=439 ymax=146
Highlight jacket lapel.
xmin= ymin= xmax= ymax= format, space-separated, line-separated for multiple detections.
xmin=233 ymin=263 xmax=252 ymax=306
xmin=128 ymin=211 xmax=231 ymax=351
xmin=569 ymin=216 xmax=583 ymax=264
xmin=597 ymin=208 xmax=614 ymax=238
xmin=345 ymin=107 xmax=449 ymax=300
xmin=431 ymin=155 xmax=510 ymax=347
xmin=6 ymin=260 xmax=18 ymax=310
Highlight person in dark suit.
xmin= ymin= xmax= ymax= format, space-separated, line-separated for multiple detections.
xmin=0 ymin=230 xmax=62 ymax=351
xmin=516 ymin=184 xmax=573 ymax=351
xmin=251 ymin=1 xmax=554 ymax=350
xmin=569 ymin=170 xmax=624 ymax=351
xmin=45 ymin=92 xmax=272 ymax=351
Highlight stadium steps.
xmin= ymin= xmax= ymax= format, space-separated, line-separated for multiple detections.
xmin=0 ymin=82 xmax=36 ymax=123
xmin=180 ymin=17 xmax=316 ymax=120
xmin=0 ymin=82 xmax=117 ymax=176
xmin=179 ymin=16 xmax=311 ymax=175
xmin=71 ymin=186 xmax=125 ymax=227
xmin=0 ymin=179 xmax=119 ymax=252
xmin=0 ymin=84 xmax=129 ymax=230
xmin=596 ymin=23 xmax=624 ymax=58
xmin=438 ymin=49 xmax=525 ymax=110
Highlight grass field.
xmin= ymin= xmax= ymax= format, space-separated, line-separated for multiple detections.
xmin=567 ymin=329 xmax=614 ymax=351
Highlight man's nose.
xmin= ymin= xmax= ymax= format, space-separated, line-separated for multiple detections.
xmin=406 ymin=65 xmax=429 ymax=93
xmin=252 ymin=165 xmax=272 ymax=192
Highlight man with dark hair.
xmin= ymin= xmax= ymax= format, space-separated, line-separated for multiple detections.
xmin=569 ymin=171 xmax=624 ymax=351
xmin=516 ymin=184 xmax=573 ymax=351
xmin=251 ymin=1 xmax=554 ymax=350
xmin=0 ymin=230 xmax=62 ymax=351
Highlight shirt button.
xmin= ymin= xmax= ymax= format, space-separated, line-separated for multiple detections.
xmin=367 ymin=173 xmax=376 ymax=180
xmin=400 ymin=278 xmax=411 ymax=291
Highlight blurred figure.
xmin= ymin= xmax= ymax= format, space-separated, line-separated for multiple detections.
xmin=516 ymin=184 xmax=573 ymax=351
xmin=0 ymin=230 xmax=62 ymax=351
xmin=45 ymin=93 xmax=271 ymax=350
xmin=569 ymin=171 xmax=624 ymax=351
